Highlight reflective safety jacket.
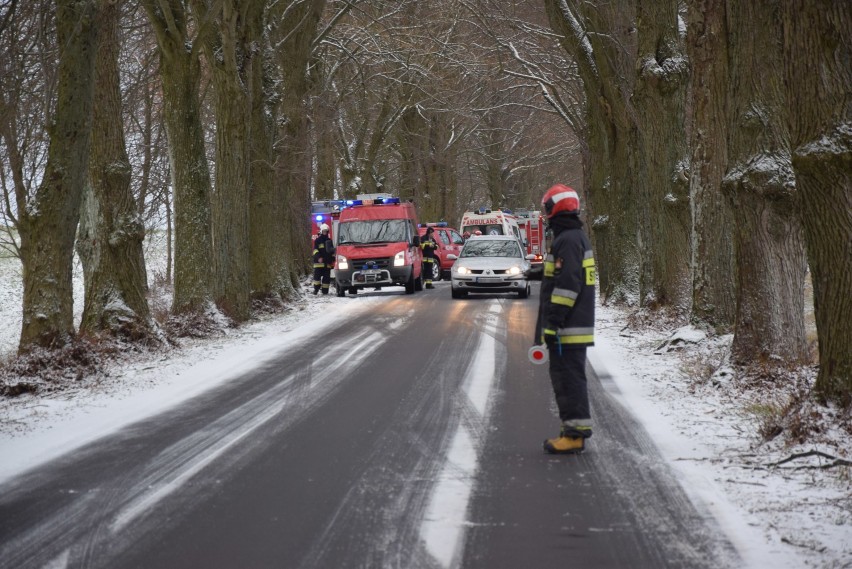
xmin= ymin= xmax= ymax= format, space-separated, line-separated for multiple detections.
xmin=421 ymin=234 xmax=437 ymax=261
xmin=313 ymin=234 xmax=335 ymax=269
xmin=535 ymin=219 xmax=595 ymax=347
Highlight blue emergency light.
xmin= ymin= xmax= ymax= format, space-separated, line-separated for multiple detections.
xmin=346 ymin=197 xmax=400 ymax=206
xmin=315 ymin=214 xmax=324 ymax=222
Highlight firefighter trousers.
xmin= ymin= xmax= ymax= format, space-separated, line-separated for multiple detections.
xmin=422 ymin=257 xmax=434 ymax=284
xmin=313 ymin=267 xmax=331 ymax=293
xmin=548 ymin=346 xmax=591 ymax=432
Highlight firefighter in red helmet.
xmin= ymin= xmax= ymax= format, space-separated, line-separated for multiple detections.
xmin=535 ymin=184 xmax=596 ymax=454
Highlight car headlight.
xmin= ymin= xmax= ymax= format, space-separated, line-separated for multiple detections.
xmin=393 ymin=250 xmax=406 ymax=267
xmin=508 ymin=266 xmax=521 ymax=276
xmin=337 ymin=255 xmax=349 ymax=270
xmin=456 ymin=266 xmax=471 ymax=275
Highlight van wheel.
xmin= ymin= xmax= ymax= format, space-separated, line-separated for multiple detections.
xmin=405 ymin=273 xmax=416 ymax=294
xmin=415 ymin=273 xmax=423 ymax=291
xmin=336 ymin=284 xmax=345 ymax=297
xmin=431 ymin=262 xmax=441 ymax=282
xmin=349 ymin=287 xmax=358 ymax=295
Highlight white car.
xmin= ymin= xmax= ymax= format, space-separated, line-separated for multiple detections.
xmin=451 ymin=235 xmax=533 ymax=299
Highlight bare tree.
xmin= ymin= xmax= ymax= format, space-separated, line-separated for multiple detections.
xmin=142 ymin=0 xmax=214 ymax=316
xmin=16 ymin=0 xmax=99 ymax=350
xmin=686 ymin=0 xmax=735 ymax=330
xmin=77 ymin=0 xmax=157 ymax=341
xmin=723 ymin=0 xmax=808 ymax=366
xmin=192 ymin=0 xmax=263 ymax=323
xmin=544 ymin=0 xmax=641 ymax=304
xmin=782 ymin=1 xmax=852 ymax=405
xmin=632 ymin=0 xmax=691 ymax=312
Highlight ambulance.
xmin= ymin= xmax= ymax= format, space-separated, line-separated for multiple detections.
xmin=515 ymin=209 xmax=545 ymax=279
xmin=333 ymin=196 xmax=424 ymax=296
xmin=459 ymin=208 xmax=523 ymax=242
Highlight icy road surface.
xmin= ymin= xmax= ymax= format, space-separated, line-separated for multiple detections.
xmin=0 ymin=285 xmax=738 ymax=568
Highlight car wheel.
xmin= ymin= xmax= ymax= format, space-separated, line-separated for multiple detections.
xmin=518 ymin=284 xmax=529 ymax=299
xmin=451 ymin=287 xmax=466 ymax=299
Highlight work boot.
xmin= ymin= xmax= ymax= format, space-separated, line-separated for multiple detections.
xmin=312 ymin=288 xmax=319 ymax=295
xmin=426 ymin=282 xmax=434 ymax=289
xmin=543 ymin=425 xmax=587 ymax=454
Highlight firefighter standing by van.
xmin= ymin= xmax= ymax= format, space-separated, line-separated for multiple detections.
xmin=534 ymin=184 xmax=596 ymax=454
xmin=312 ymin=223 xmax=334 ymax=295
xmin=421 ymin=226 xmax=437 ymax=289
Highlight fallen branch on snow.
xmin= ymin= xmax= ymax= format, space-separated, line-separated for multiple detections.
xmin=768 ymin=450 xmax=852 ymax=470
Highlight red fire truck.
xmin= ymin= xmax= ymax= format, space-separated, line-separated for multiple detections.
xmin=333 ymin=196 xmax=424 ymax=296
xmin=310 ymin=199 xmax=347 ymax=245
xmin=515 ymin=209 xmax=544 ymax=279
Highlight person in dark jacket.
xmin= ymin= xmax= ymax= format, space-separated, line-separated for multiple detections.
xmin=421 ymin=226 xmax=437 ymax=289
xmin=534 ymin=184 xmax=596 ymax=454
xmin=312 ymin=224 xmax=334 ymax=295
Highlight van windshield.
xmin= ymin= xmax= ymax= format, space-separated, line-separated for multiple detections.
xmin=338 ymin=219 xmax=408 ymax=244
xmin=461 ymin=224 xmax=504 ymax=236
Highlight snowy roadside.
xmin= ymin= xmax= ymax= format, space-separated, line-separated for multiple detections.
xmin=0 ymin=264 xmax=849 ymax=567
xmin=592 ymin=306 xmax=851 ymax=569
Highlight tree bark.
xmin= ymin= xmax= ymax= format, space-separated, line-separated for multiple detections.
xmin=633 ymin=0 xmax=691 ymax=312
xmin=18 ymin=0 xmax=99 ymax=351
xmin=686 ymin=0 xmax=735 ymax=330
xmin=723 ymin=0 xmax=808 ymax=366
xmin=782 ymin=1 xmax=852 ymax=404
xmin=249 ymin=3 xmax=297 ymax=304
xmin=142 ymin=0 xmax=214 ymax=316
xmin=78 ymin=0 xmax=155 ymax=341
xmin=544 ymin=0 xmax=641 ymax=304
xmin=273 ymin=0 xmax=327 ymax=283
xmin=196 ymin=0 xmax=256 ymax=322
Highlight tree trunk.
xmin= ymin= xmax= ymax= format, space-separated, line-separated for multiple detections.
xmin=274 ymin=0 xmax=327 ymax=283
xmin=686 ymin=0 xmax=736 ymax=330
xmin=249 ymin=5 xmax=296 ymax=304
xmin=18 ymin=0 xmax=99 ymax=351
xmin=633 ymin=0 xmax=691 ymax=312
xmin=143 ymin=1 xmax=214 ymax=316
xmin=723 ymin=0 xmax=808 ymax=366
xmin=201 ymin=0 xmax=256 ymax=323
xmin=78 ymin=0 xmax=155 ymax=341
xmin=782 ymin=1 xmax=852 ymax=405
xmin=544 ymin=0 xmax=641 ymax=305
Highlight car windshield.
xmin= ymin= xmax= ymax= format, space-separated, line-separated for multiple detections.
xmin=460 ymin=240 xmax=521 ymax=258
xmin=338 ymin=220 xmax=408 ymax=244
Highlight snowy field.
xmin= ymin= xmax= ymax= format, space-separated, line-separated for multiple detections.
xmin=0 ymin=235 xmax=849 ymax=568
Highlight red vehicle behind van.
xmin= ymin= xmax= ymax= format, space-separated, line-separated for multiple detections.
xmin=334 ymin=197 xmax=424 ymax=296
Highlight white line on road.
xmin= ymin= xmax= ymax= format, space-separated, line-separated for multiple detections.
xmin=420 ymin=300 xmax=502 ymax=568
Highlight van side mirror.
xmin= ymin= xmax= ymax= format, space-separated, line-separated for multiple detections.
xmin=412 ymin=235 xmax=421 ymax=247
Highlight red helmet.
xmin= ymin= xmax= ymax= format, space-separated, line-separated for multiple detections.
xmin=542 ymin=184 xmax=580 ymax=218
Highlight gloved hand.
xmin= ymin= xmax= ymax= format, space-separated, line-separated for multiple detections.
xmin=542 ymin=328 xmax=559 ymax=346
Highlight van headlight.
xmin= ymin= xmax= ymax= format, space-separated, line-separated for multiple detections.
xmin=393 ymin=250 xmax=406 ymax=267
xmin=337 ymin=255 xmax=349 ymax=270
